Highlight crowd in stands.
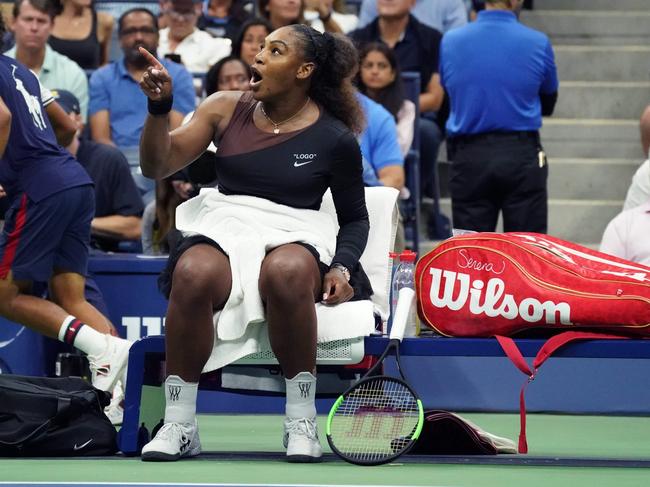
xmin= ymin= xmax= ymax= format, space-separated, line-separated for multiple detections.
xmin=0 ymin=0 xmax=646 ymax=266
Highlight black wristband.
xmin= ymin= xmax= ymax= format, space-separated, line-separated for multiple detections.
xmin=148 ymin=96 xmax=173 ymax=116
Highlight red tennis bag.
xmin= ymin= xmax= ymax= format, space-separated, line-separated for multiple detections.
xmin=415 ymin=232 xmax=650 ymax=453
xmin=416 ymin=232 xmax=650 ymax=337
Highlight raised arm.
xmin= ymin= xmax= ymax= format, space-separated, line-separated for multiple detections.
xmin=138 ymin=47 xmax=236 ymax=180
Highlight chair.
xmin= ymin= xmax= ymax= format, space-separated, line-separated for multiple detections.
xmin=400 ymin=71 xmax=421 ymax=253
xmin=118 ymin=186 xmax=400 ymax=454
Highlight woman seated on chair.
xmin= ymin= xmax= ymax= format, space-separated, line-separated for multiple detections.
xmin=136 ymin=24 xmax=370 ymax=463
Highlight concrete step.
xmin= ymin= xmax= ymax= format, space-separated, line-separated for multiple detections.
xmin=553 ymin=81 xmax=650 ymax=119
xmin=555 ymin=46 xmax=650 ymax=82
xmin=435 ymin=156 xmax=640 ymax=200
xmin=521 ymin=10 xmax=650 ymax=45
xmin=536 ymin=0 xmax=650 ymax=10
xmin=540 ymin=118 xmax=644 ymax=159
xmin=547 ymin=158 xmax=639 ymax=200
xmin=438 ymin=198 xmax=622 ymax=243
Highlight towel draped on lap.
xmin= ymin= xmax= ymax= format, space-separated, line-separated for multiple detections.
xmin=174 ymin=188 xmax=375 ymax=372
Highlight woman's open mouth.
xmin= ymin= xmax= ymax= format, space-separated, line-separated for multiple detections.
xmin=250 ymin=67 xmax=263 ymax=89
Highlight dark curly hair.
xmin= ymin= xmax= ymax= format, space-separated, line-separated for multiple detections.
xmin=356 ymin=42 xmax=405 ymax=122
xmin=232 ymin=17 xmax=274 ymax=61
xmin=204 ymin=56 xmax=252 ymax=96
xmin=290 ymin=25 xmax=364 ymax=135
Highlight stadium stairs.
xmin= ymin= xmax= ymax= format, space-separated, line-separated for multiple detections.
xmin=425 ymin=0 xmax=650 ymax=253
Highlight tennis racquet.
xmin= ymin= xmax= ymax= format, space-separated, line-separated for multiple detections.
xmin=326 ymin=287 xmax=424 ymax=466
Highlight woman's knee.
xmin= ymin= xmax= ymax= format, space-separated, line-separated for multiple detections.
xmin=170 ymin=246 xmax=230 ymax=306
xmin=259 ymin=250 xmax=319 ymax=301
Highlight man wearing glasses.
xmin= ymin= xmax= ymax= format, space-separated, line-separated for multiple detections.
xmin=88 ymin=8 xmax=195 ymax=174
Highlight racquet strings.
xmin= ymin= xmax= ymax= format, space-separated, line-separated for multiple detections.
xmin=329 ymin=376 xmax=420 ymax=463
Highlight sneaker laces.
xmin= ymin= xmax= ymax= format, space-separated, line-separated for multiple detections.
xmin=154 ymin=422 xmax=189 ymax=445
xmin=285 ymin=418 xmax=318 ymax=440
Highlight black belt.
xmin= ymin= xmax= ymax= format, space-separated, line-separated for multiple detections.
xmin=448 ymin=130 xmax=540 ymax=145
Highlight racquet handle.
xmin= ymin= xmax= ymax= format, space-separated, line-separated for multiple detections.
xmin=389 ymin=287 xmax=415 ymax=341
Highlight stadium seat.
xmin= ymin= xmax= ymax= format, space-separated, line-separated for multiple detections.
xmin=400 ymin=71 xmax=421 ymax=253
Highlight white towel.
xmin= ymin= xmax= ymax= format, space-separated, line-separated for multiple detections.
xmin=176 ymin=188 xmax=337 ymax=339
xmin=175 ymin=188 xmax=379 ymax=371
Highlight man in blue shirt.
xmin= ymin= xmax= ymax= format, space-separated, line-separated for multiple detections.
xmin=89 ymin=8 xmax=195 ymax=154
xmin=357 ymin=0 xmax=467 ymax=33
xmin=357 ymin=92 xmax=404 ymax=190
xmin=440 ymin=0 xmax=558 ymax=233
xmin=0 ymin=14 xmax=131 ymax=396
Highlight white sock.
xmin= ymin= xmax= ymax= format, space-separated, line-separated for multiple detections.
xmin=57 ymin=315 xmax=106 ymax=357
xmin=164 ymin=375 xmax=198 ymax=424
xmin=285 ymin=371 xmax=317 ymax=419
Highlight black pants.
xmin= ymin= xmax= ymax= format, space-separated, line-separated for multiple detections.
xmin=448 ymin=131 xmax=548 ymax=233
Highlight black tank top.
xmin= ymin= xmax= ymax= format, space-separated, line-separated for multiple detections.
xmin=49 ymin=10 xmax=102 ymax=70
xmin=214 ymin=92 xmax=369 ymax=270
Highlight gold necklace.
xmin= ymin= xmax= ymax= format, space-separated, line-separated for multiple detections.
xmin=259 ymin=97 xmax=311 ymax=135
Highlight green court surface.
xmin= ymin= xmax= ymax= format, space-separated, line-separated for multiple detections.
xmin=2 ymin=413 xmax=650 ymax=487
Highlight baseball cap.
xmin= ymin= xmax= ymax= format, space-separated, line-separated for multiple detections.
xmin=51 ymin=89 xmax=81 ymax=115
xmin=170 ymin=0 xmax=200 ymax=12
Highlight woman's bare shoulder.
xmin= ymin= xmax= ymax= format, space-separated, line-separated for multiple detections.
xmin=199 ymin=91 xmax=249 ymax=116
xmin=195 ymin=91 xmax=251 ymax=132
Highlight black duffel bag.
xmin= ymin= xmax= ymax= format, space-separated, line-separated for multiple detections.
xmin=0 ymin=375 xmax=117 ymax=456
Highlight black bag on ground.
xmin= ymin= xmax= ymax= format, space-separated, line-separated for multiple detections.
xmin=407 ymin=410 xmax=517 ymax=455
xmin=0 ymin=375 xmax=117 ymax=456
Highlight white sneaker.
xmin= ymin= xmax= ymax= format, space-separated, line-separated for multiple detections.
xmin=141 ymin=420 xmax=202 ymax=461
xmin=283 ymin=417 xmax=323 ymax=463
xmin=88 ymin=335 xmax=131 ymax=393
xmin=104 ymin=380 xmax=124 ymax=426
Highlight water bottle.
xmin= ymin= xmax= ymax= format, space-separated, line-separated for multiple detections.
xmin=388 ymin=251 xmax=399 ymax=330
xmin=390 ymin=250 xmax=418 ymax=337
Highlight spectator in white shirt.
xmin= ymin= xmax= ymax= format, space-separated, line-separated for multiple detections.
xmin=641 ymin=104 xmax=650 ymax=158
xmin=158 ymin=0 xmax=231 ymax=84
xmin=357 ymin=0 xmax=467 ymax=32
xmin=600 ymin=199 xmax=650 ymax=267
xmin=600 ymin=109 xmax=650 ymax=266
xmin=622 ymin=108 xmax=650 ymax=211
xmin=623 ymin=157 xmax=650 ymax=212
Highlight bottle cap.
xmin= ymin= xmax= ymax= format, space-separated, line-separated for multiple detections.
xmin=389 ymin=252 xmax=399 ymax=259
xmin=400 ymin=250 xmax=417 ymax=262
